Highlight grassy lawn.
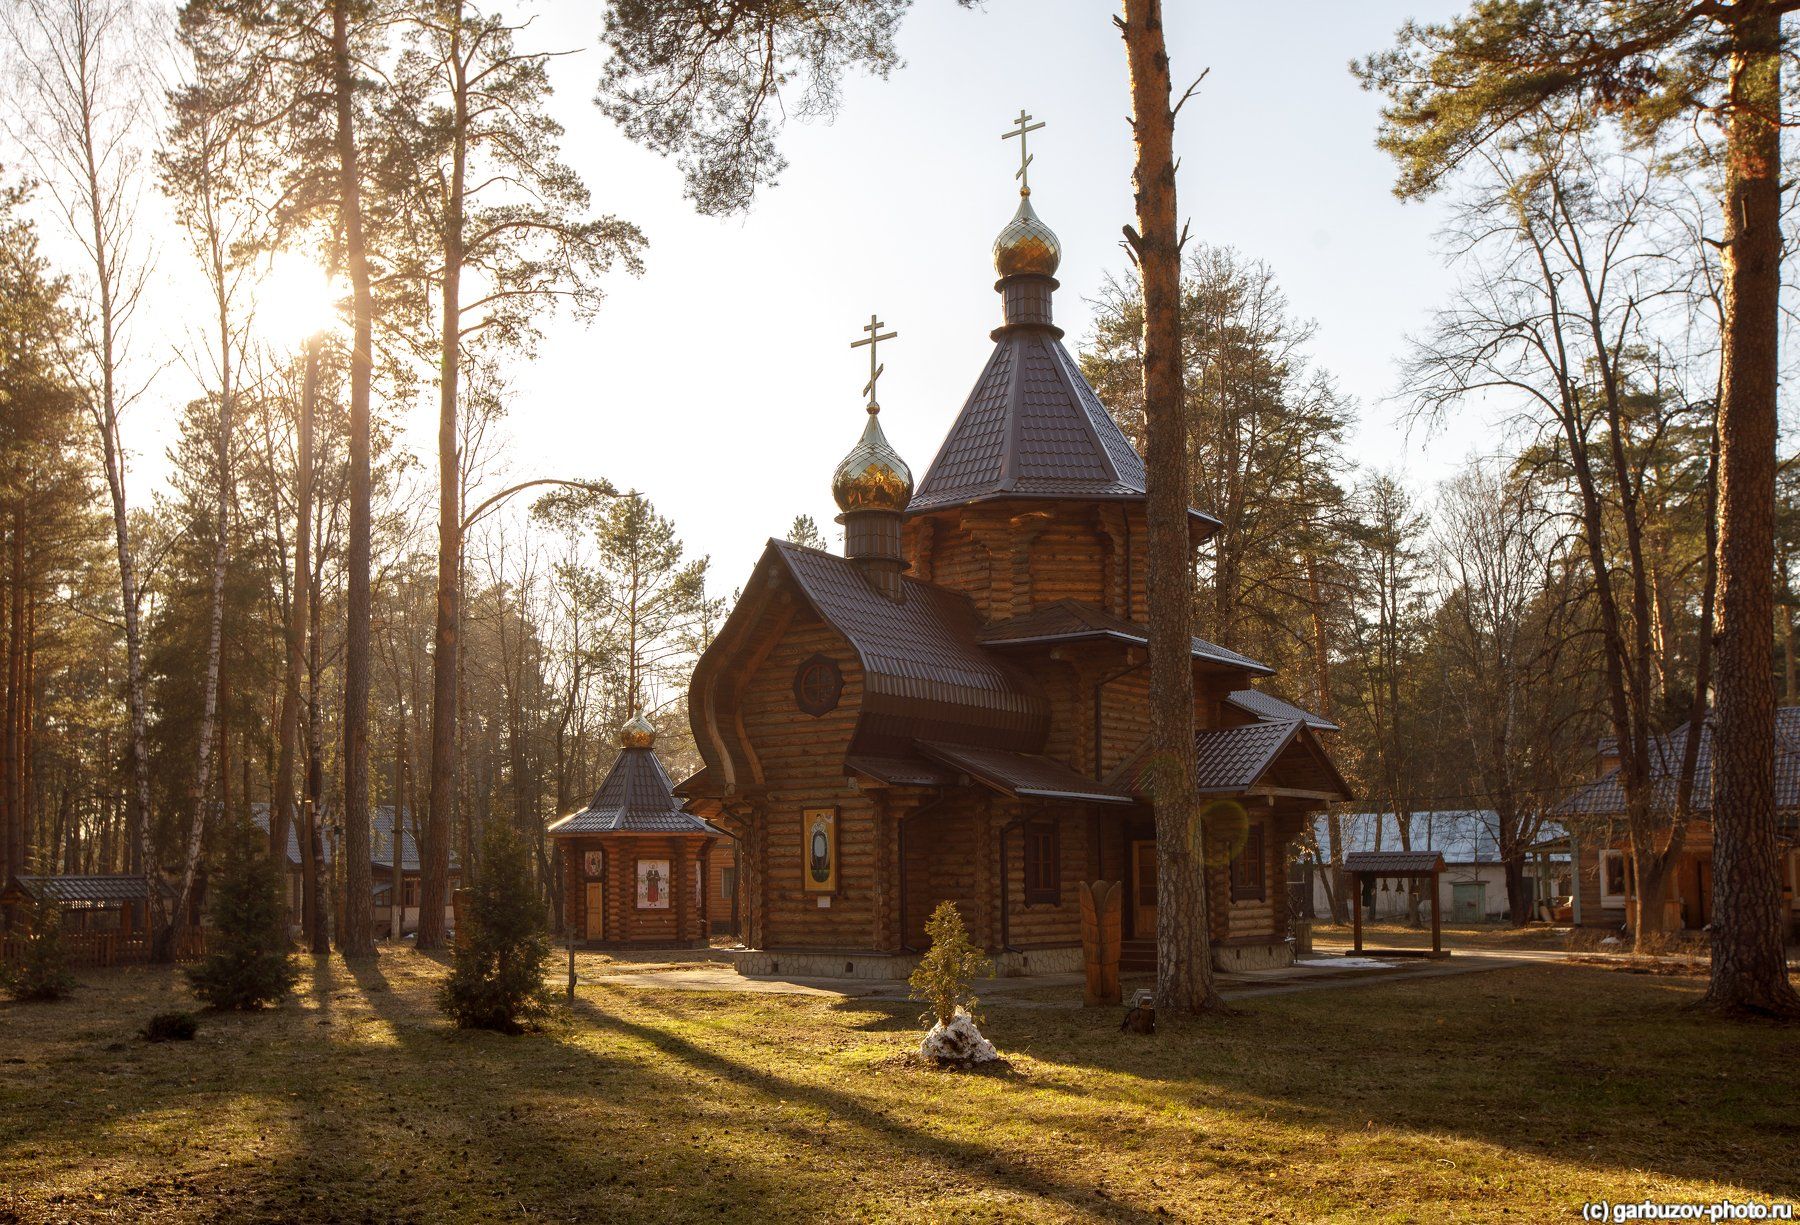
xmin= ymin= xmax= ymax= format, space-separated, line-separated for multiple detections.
xmin=1 ymin=950 xmax=1795 ymax=1223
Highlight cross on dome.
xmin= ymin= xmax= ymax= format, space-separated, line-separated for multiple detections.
xmin=1002 ymin=109 xmax=1046 ymax=195
xmin=850 ymin=313 xmax=897 ymax=413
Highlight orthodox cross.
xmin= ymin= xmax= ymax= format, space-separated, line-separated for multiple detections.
xmin=1002 ymin=109 xmax=1045 ymax=194
xmin=850 ymin=313 xmax=897 ymax=411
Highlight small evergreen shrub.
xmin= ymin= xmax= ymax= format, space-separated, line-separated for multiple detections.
xmin=437 ymin=821 xmax=552 ymax=1033
xmin=4 ymin=896 xmax=74 ymax=1002
xmin=140 ymin=1010 xmax=199 ymax=1042
xmin=909 ymin=901 xmax=993 ymax=1028
xmin=185 ymin=816 xmax=298 ymax=1010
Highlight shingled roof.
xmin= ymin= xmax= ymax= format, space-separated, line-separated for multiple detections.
xmin=978 ymin=599 xmax=1273 ymax=676
xmin=769 ymin=540 xmax=1049 ymax=751
xmin=1557 ymin=707 xmax=1800 ymax=823
xmin=1344 ymin=850 xmax=1444 ymax=875
xmin=916 ymin=741 xmax=1136 ymax=805
xmin=550 ymin=744 xmax=718 ymax=837
xmin=1117 ymin=719 xmax=1352 ymax=800
xmin=1226 ymin=688 xmax=1338 ymax=731
xmin=8 ymin=875 xmax=175 ymax=905
xmin=907 ymin=311 xmax=1221 ymax=534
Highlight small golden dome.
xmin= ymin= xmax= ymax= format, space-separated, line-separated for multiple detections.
xmin=619 ymin=712 xmax=656 ymax=749
xmin=993 ymin=192 xmax=1061 ymax=279
xmin=832 ymin=408 xmax=913 ymax=514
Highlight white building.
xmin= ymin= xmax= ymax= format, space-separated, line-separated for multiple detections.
xmin=1304 ymin=810 xmax=1570 ymax=923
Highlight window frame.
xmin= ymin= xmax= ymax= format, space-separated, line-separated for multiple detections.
xmin=793 ymin=653 xmax=844 ymax=717
xmin=1229 ymin=820 xmax=1267 ymax=903
xmin=1021 ymin=822 xmax=1061 ymax=905
xmin=1599 ymin=849 xmax=1630 ymax=908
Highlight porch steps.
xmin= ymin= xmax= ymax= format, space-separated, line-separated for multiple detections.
xmin=1120 ymin=939 xmax=1156 ymax=972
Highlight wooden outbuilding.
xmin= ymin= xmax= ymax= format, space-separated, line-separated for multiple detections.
xmin=549 ymin=715 xmax=728 ymax=948
xmin=677 ymin=175 xmax=1352 ymax=981
xmin=1343 ymin=851 xmax=1446 ymax=957
xmin=1558 ymin=711 xmax=1800 ymax=937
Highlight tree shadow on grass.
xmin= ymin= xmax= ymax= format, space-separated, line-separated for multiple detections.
xmin=566 ymin=991 xmax=1161 ymax=1222
xmin=977 ymin=962 xmax=1800 ymax=1198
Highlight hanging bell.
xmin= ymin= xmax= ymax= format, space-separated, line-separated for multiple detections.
xmin=1380 ymin=878 xmax=1390 ymax=892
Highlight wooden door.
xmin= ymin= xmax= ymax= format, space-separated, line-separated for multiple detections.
xmin=1131 ymin=840 xmax=1157 ymax=936
xmin=584 ymin=881 xmax=604 ymax=941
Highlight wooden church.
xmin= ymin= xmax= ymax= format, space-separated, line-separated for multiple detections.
xmin=678 ymin=141 xmax=1350 ymax=980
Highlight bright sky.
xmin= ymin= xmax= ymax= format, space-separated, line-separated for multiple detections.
xmin=119 ymin=0 xmax=1486 ymax=599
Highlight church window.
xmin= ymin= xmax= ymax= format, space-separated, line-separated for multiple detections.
xmin=1023 ymin=823 xmax=1060 ymax=904
xmin=794 ymin=654 xmax=844 ymax=716
xmin=1230 ymin=821 xmax=1266 ymax=902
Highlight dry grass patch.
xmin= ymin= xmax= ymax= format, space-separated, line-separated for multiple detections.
xmin=0 ymin=947 xmax=1794 ymax=1222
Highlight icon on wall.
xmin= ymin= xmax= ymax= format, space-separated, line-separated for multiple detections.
xmin=803 ymin=808 xmax=837 ymax=893
xmin=637 ymin=859 xmax=670 ymax=909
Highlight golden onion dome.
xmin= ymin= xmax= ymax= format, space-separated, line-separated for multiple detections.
xmin=619 ymin=712 xmax=657 ymax=750
xmin=832 ymin=407 xmax=913 ymax=514
xmin=992 ymin=191 xmax=1061 ymax=279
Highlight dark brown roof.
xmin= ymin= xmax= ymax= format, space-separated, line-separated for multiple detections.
xmin=977 ymin=600 xmax=1273 ymax=676
xmin=845 ymin=754 xmax=959 ymax=788
xmin=768 ymin=540 xmax=1049 ymax=752
xmin=1557 ymin=707 xmax=1800 ymax=823
xmin=908 ymin=324 xmax=1222 ymax=534
xmin=1226 ymin=689 xmax=1338 ymax=732
xmin=549 ymin=746 xmax=716 ymax=836
xmin=9 ymin=875 xmax=174 ymax=904
xmin=1193 ymin=721 xmax=1306 ymax=793
xmin=916 ymin=741 xmax=1137 ymax=805
xmin=1344 ymin=850 xmax=1444 ymax=875
xmin=1117 ymin=719 xmax=1352 ymax=800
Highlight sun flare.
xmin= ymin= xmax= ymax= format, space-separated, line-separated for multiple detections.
xmin=254 ymin=251 xmax=344 ymax=350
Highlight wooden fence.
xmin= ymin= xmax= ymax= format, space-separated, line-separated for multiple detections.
xmin=1 ymin=926 xmax=214 ymax=969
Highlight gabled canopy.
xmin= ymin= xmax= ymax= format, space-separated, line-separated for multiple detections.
xmin=1116 ymin=720 xmax=1352 ymax=803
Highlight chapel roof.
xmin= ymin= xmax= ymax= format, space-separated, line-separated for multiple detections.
xmin=550 ymin=721 xmax=720 ymax=837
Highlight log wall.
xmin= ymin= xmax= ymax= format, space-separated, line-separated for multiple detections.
xmin=740 ymin=614 xmax=875 ymax=950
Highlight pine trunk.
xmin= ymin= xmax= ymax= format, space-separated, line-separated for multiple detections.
xmin=421 ymin=13 xmax=466 ymax=951
xmin=1705 ymin=7 xmax=1799 ymax=1016
xmin=273 ymin=333 xmax=318 ymax=941
xmin=333 ymin=0 xmax=376 ymax=959
xmin=1121 ymin=0 xmax=1223 ymax=1015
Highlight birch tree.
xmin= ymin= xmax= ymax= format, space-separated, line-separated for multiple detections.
xmin=2 ymin=0 xmax=164 ymax=938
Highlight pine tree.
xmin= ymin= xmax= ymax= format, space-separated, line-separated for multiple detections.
xmin=185 ymin=816 xmax=298 ymax=1010
xmin=4 ymin=896 xmax=74 ymax=1002
xmin=437 ymin=819 xmax=551 ymax=1033
xmin=908 ymin=900 xmax=991 ymax=1028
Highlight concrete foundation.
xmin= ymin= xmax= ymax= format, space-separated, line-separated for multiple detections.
xmin=1212 ymin=940 xmax=1295 ymax=973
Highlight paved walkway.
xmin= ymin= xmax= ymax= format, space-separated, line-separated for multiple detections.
xmin=559 ymin=945 xmax=1545 ymax=1007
